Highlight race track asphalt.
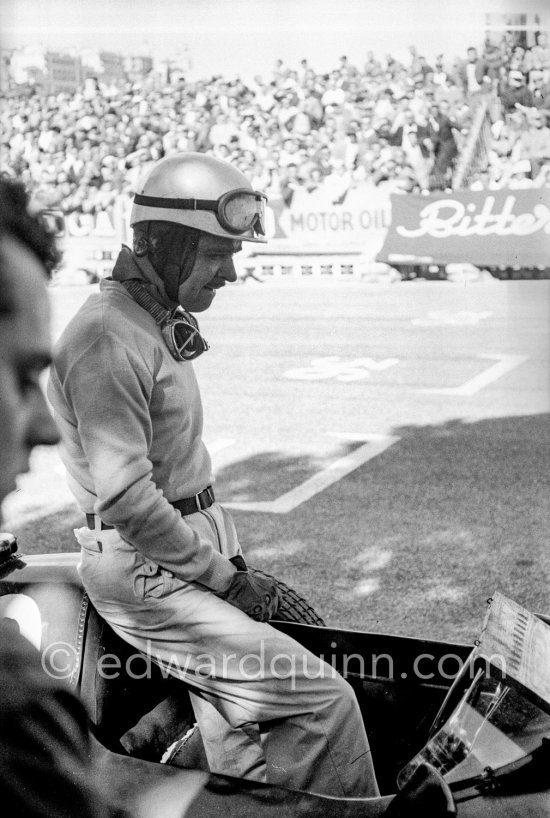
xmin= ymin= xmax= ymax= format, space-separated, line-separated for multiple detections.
xmin=5 ymin=276 xmax=549 ymax=644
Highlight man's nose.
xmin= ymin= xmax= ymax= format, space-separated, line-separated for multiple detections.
xmin=221 ymin=257 xmax=238 ymax=283
xmin=26 ymin=391 xmax=60 ymax=448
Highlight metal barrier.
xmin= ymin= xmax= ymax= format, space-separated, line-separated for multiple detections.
xmin=238 ymin=255 xmax=365 ymax=279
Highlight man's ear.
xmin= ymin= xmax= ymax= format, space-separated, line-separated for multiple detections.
xmin=133 ymin=236 xmax=149 ymax=257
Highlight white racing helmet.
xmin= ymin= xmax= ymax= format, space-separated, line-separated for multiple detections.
xmin=130 ymin=152 xmax=267 ymax=243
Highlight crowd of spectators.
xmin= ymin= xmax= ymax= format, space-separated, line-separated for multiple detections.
xmin=2 ymin=31 xmax=550 ymax=216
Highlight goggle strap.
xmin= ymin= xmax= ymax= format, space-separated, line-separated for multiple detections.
xmin=121 ymin=278 xmax=172 ymax=325
xmin=134 ymin=193 xmax=219 ymax=212
xmin=123 ymin=279 xmax=172 ymax=325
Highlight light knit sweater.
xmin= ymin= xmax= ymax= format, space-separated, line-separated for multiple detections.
xmin=47 ymin=251 xmax=235 ymax=592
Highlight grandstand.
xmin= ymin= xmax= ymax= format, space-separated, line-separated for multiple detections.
xmin=1 ymin=27 xmax=549 ymax=281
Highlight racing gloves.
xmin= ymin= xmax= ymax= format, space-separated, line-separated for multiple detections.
xmin=217 ymin=561 xmax=279 ymax=622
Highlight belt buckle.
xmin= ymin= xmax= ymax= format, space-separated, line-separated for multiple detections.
xmin=196 ymin=486 xmax=213 ymax=511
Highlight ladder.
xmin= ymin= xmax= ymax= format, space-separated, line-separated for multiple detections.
xmin=452 ymin=97 xmax=492 ymax=190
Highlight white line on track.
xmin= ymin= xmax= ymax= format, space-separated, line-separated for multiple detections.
xmin=224 ymin=433 xmax=400 ymax=514
xmin=422 ymin=354 xmax=528 ymax=396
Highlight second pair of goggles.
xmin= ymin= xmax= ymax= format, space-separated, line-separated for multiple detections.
xmin=133 ymin=188 xmax=267 ymax=237
xmin=123 ymin=280 xmax=209 ymax=361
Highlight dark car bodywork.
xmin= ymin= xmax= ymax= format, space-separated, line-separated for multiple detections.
xmin=1 ymin=550 xmax=549 ymax=817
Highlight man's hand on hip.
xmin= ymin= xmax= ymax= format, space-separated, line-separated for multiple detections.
xmin=216 ymin=570 xmax=279 ymax=622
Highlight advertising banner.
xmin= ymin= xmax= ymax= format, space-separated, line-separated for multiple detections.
xmin=64 ymin=198 xmax=131 ymax=242
xmin=268 ymin=185 xmax=392 ymax=256
xmin=377 ymin=188 xmax=550 ymax=268
xmin=59 ymin=199 xmax=132 ymax=279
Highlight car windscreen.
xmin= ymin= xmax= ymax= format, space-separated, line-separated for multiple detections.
xmin=397 ymin=666 xmax=550 ymax=787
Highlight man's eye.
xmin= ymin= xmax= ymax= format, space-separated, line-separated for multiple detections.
xmin=18 ymin=370 xmax=42 ymax=395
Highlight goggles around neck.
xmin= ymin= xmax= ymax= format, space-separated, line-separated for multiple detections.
xmin=123 ymin=279 xmax=209 ymax=361
xmin=133 ymin=188 xmax=267 ymax=237
xmin=162 ymin=310 xmax=209 ymax=361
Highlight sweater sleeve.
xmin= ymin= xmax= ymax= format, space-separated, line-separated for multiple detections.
xmin=52 ymin=331 xmax=235 ymax=592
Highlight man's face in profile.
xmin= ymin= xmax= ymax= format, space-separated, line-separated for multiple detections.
xmin=0 ymin=236 xmax=58 ymax=514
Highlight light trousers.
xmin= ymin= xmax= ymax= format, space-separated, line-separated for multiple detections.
xmin=75 ymin=504 xmax=378 ymax=797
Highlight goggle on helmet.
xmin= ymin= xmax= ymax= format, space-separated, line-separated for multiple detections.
xmin=130 ymin=153 xmax=268 ymax=243
xmin=133 ymin=187 xmax=267 ymax=239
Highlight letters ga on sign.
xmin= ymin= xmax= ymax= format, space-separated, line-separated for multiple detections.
xmin=376 ymin=188 xmax=550 ymax=268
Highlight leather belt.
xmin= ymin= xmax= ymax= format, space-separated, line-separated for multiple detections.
xmin=171 ymin=486 xmax=215 ymax=516
xmin=85 ymin=486 xmax=215 ymax=530
xmin=85 ymin=516 xmax=114 ymax=531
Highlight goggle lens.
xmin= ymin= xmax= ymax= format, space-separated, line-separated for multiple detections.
xmin=221 ymin=191 xmax=266 ymax=236
xmin=163 ymin=314 xmax=209 ymax=361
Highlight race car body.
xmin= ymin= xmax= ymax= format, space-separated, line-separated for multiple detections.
xmin=1 ymin=545 xmax=549 ymax=817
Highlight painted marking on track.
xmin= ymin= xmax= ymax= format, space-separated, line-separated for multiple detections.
xmin=224 ymin=433 xmax=400 ymax=514
xmin=412 ymin=310 xmax=493 ymax=327
xmin=284 ymin=357 xmax=399 ymax=382
xmin=422 ymin=354 xmax=528 ymax=396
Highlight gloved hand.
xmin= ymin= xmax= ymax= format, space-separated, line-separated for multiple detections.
xmin=216 ymin=570 xmax=279 ymax=622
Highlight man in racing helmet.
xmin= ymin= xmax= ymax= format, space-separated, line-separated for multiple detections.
xmin=48 ymin=153 xmax=378 ymax=798
xmin=128 ymin=152 xmax=268 ymax=319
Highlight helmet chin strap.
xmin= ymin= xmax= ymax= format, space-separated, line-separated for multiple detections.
xmin=138 ymin=222 xmax=201 ymax=303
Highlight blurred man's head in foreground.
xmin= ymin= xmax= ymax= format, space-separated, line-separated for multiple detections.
xmin=0 ymin=178 xmax=60 ymax=513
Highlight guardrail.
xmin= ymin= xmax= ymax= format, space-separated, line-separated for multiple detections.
xmin=238 ymin=254 xmax=365 ymax=279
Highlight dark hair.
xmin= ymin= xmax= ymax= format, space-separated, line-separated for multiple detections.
xmin=0 ymin=176 xmax=61 ymax=279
